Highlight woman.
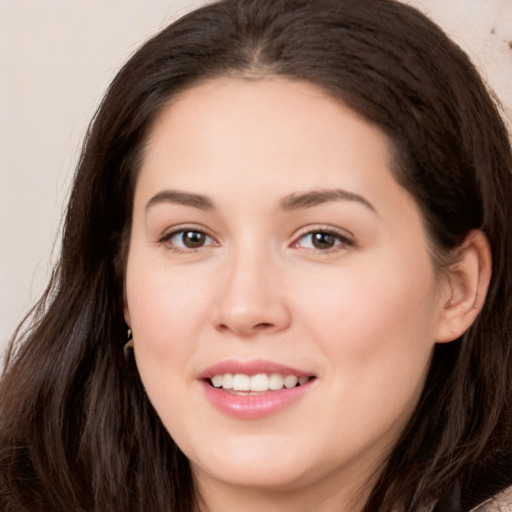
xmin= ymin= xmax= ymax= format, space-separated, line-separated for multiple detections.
xmin=1 ymin=0 xmax=511 ymax=510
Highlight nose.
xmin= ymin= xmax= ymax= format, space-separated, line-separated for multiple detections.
xmin=213 ymin=248 xmax=291 ymax=337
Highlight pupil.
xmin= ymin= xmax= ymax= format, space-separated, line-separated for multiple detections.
xmin=183 ymin=231 xmax=205 ymax=248
xmin=312 ymin=232 xmax=335 ymax=249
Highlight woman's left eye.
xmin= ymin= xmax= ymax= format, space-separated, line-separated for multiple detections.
xmin=162 ymin=229 xmax=217 ymax=251
xmin=292 ymin=230 xmax=352 ymax=251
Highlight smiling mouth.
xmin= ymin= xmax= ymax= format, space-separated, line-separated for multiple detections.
xmin=207 ymin=373 xmax=315 ymax=393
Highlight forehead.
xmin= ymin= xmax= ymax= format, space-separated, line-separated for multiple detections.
xmin=138 ymin=77 xmax=397 ymax=200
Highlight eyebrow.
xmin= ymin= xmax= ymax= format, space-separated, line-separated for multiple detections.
xmin=146 ymin=190 xmax=214 ymax=211
xmin=145 ymin=187 xmax=375 ymax=214
xmin=280 ymin=189 xmax=376 ymax=213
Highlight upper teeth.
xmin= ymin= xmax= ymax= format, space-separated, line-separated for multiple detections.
xmin=210 ymin=373 xmax=310 ymax=392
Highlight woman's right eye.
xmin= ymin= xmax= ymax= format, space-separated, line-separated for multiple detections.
xmin=161 ymin=229 xmax=217 ymax=252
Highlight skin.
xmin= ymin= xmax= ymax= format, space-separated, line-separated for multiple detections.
xmin=124 ymin=77 xmax=490 ymax=512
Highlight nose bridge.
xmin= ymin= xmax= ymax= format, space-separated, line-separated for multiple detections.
xmin=214 ymin=237 xmax=290 ymax=336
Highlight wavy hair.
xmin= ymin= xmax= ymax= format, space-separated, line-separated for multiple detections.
xmin=1 ymin=1 xmax=511 ymax=511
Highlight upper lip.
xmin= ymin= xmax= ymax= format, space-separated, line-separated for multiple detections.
xmin=198 ymin=359 xmax=314 ymax=380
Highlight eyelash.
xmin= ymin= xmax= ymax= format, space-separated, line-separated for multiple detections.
xmin=158 ymin=226 xmax=354 ymax=254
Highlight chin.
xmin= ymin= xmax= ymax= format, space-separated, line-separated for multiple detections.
xmin=187 ymin=435 xmax=319 ymax=490
xmin=195 ymin=460 xmax=313 ymax=492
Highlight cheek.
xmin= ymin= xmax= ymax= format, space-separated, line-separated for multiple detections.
xmin=298 ymin=253 xmax=439 ymax=380
xmin=294 ymin=261 xmax=438 ymax=446
xmin=126 ymin=252 xmax=212 ymax=348
xmin=124 ymin=251 xmax=215 ymax=411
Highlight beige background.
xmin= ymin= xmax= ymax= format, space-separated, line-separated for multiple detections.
xmin=1 ymin=0 xmax=511 ymax=357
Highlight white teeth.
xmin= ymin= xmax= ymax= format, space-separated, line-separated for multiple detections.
xmin=250 ymin=374 xmax=269 ymax=392
xmin=211 ymin=374 xmax=223 ymax=388
xmin=284 ymin=375 xmax=298 ymax=388
xmin=223 ymin=373 xmax=233 ymax=389
xmin=232 ymin=374 xmax=250 ymax=391
xmin=269 ymin=373 xmax=284 ymax=390
xmin=210 ymin=373 xmax=311 ymax=392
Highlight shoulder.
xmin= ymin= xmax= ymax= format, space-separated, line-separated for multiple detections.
xmin=470 ymin=486 xmax=512 ymax=512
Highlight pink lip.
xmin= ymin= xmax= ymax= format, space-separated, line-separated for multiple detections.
xmin=198 ymin=359 xmax=316 ymax=419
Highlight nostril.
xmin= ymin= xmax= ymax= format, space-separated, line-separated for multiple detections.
xmin=215 ymin=321 xmax=275 ymax=335
xmin=254 ymin=322 xmax=273 ymax=330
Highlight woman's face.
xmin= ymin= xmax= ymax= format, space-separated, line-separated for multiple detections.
xmin=124 ymin=78 xmax=452 ymax=506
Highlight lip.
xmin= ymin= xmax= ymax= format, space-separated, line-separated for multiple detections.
xmin=198 ymin=359 xmax=316 ymax=419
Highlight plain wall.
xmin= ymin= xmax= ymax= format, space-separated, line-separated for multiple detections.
xmin=1 ymin=0 xmax=511 ymax=358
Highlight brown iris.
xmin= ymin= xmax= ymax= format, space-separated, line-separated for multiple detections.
xmin=311 ymin=232 xmax=337 ymax=249
xmin=181 ymin=230 xmax=206 ymax=248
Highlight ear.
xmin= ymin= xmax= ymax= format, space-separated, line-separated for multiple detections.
xmin=435 ymin=230 xmax=492 ymax=343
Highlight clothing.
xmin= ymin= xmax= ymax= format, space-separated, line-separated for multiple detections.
xmin=470 ymin=486 xmax=512 ymax=511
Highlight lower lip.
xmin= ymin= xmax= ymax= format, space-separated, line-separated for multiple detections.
xmin=201 ymin=380 xmax=314 ymax=419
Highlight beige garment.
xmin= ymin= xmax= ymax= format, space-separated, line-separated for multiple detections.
xmin=470 ymin=486 xmax=512 ymax=512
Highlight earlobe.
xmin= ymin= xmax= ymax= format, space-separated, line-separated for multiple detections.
xmin=435 ymin=230 xmax=492 ymax=343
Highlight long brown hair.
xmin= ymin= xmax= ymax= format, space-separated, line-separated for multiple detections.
xmin=1 ymin=1 xmax=511 ymax=511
